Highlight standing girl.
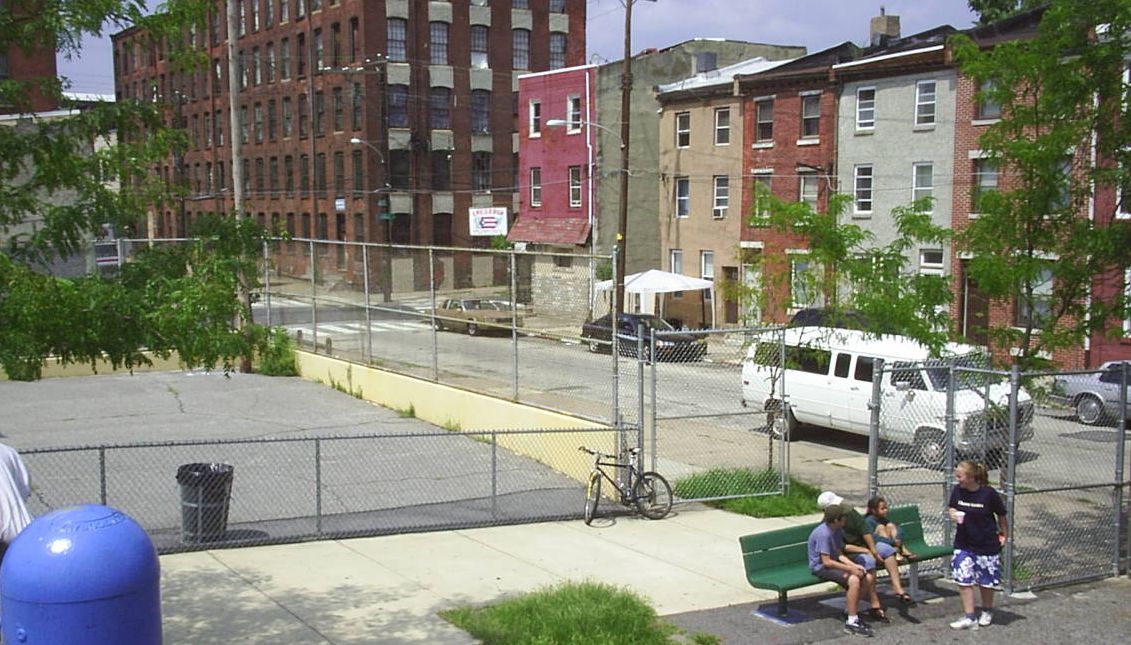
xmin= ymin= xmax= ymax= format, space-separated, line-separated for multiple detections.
xmin=948 ymin=460 xmax=1008 ymax=630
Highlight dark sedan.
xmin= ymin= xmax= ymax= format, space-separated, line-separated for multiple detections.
xmin=580 ymin=313 xmax=707 ymax=362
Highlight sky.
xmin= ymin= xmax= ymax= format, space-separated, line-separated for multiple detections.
xmin=57 ymin=0 xmax=980 ymax=96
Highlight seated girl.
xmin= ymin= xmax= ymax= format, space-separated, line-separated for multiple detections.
xmin=865 ymin=496 xmax=916 ymax=561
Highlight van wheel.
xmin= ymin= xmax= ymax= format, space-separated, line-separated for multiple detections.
xmin=915 ymin=429 xmax=946 ymax=469
xmin=768 ymin=402 xmax=801 ymax=442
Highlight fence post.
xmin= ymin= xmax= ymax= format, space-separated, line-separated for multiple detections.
xmin=315 ymin=438 xmax=323 ymax=538
xmin=611 ymin=246 xmax=620 ymax=425
xmin=778 ymin=326 xmax=789 ymax=493
xmin=429 ymin=248 xmax=438 ymax=381
xmin=262 ymin=240 xmax=272 ymax=328
xmin=491 ymin=432 xmax=498 ymax=519
xmin=1116 ymin=362 xmax=1128 ymax=576
xmin=510 ymin=251 xmax=519 ymax=401
xmin=867 ymin=359 xmax=885 ymax=499
xmin=944 ymin=363 xmax=958 ymax=548
xmin=309 ymin=240 xmax=318 ymax=350
xmin=648 ymin=328 xmax=656 ymax=473
xmin=99 ymin=447 xmax=107 ymax=506
xmin=363 ymin=244 xmax=373 ymax=364
xmin=1002 ymin=363 xmax=1021 ymax=594
xmin=637 ymin=323 xmax=646 ymax=447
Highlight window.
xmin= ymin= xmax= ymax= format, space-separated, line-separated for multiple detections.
xmin=282 ymin=97 xmax=293 ymax=137
xmin=300 ymin=154 xmax=310 ymax=193
xmin=856 ymin=87 xmax=876 ymax=130
xmin=255 ymin=158 xmax=265 ymax=195
xmin=854 ymin=165 xmax=873 ymax=214
xmin=471 ymin=90 xmax=491 ymax=133
xmin=333 ymin=152 xmax=345 ymax=197
xmin=430 ymin=22 xmax=449 ymax=65
xmin=916 ymin=80 xmax=936 ymax=126
xmin=550 ymin=0 xmax=566 ymax=11
xmin=330 ymin=22 xmax=341 ymax=67
xmin=799 ymin=173 xmax=818 ymax=209
xmin=854 ymin=356 xmax=877 ymax=383
xmin=513 ymin=29 xmax=530 ymax=69
xmin=834 ymin=353 xmax=851 ymax=378
xmin=529 ymin=167 xmax=542 ymax=206
xmin=266 ymin=43 xmax=275 ymax=83
xmin=431 ymin=151 xmax=451 ymax=191
xmin=545 ymin=32 xmax=565 ymax=70
xmin=919 ymin=249 xmax=944 ymax=276
xmin=472 ymin=152 xmax=492 ymax=191
xmin=670 ymin=249 xmax=683 ymax=275
xmin=239 ymin=105 xmax=249 ymax=143
xmin=471 ymin=25 xmax=489 ymax=68
xmin=972 ymin=159 xmax=998 ymax=213
xmin=514 ymin=0 xmax=528 ymax=9
xmin=298 ymin=93 xmax=309 ymax=137
xmin=281 ymin=0 xmax=290 ymax=23
xmin=675 ymin=111 xmax=690 ymax=147
xmin=285 ymin=155 xmax=295 ymax=195
xmin=314 ymin=91 xmax=325 ymax=135
xmin=712 ymin=176 xmax=729 ymax=218
xmin=269 ymin=157 xmax=280 ymax=196
xmin=389 ymin=150 xmax=410 ymax=188
xmin=280 ymin=38 xmax=290 ymax=80
xmin=388 ymin=85 xmax=408 ymax=127
xmin=296 ymin=33 xmax=306 ymax=76
xmin=332 ymin=87 xmax=344 ymax=131
xmin=267 ymin=99 xmax=277 ymax=140
xmin=1052 ymin=156 xmax=1073 ymax=212
xmin=755 ymin=99 xmax=773 ymax=142
xmin=675 ymin=177 xmax=690 ymax=217
xmin=430 ymin=88 xmax=451 ymax=128
xmin=561 ymin=97 xmax=580 ymax=132
xmin=351 ymin=149 xmax=363 ymax=194
xmin=790 ymin=255 xmax=815 ymax=308
xmin=912 ymin=162 xmax=933 ymax=209
xmin=1119 ymin=157 xmax=1131 ymax=219
xmin=528 ymin=100 xmax=541 ymax=136
xmin=388 ymin=19 xmax=407 ymax=62
xmin=313 ymin=28 xmax=324 ymax=71
xmin=714 ymin=107 xmax=730 ymax=145
xmin=1016 ymin=266 xmax=1053 ymax=329
xmin=352 ymin=83 xmax=362 ymax=130
xmin=349 ymin=18 xmax=359 ymax=63
xmin=701 ymin=250 xmax=715 ymax=281
xmin=751 ymin=173 xmax=772 ymax=224
xmin=569 ymin=166 xmax=582 ymax=207
xmin=800 ymin=94 xmax=820 ymax=138
xmin=976 ymin=80 xmax=1001 ymax=120
xmin=1125 ymin=268 xmax=1131 ymax=336
xmin=314 ymin=152 xmax=327 ymax=194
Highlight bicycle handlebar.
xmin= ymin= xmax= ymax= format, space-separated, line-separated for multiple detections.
xmin=579 ymin=445 xmax=640 ymax=459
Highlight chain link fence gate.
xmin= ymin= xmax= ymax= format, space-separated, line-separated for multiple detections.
xmin=869 ymin=358 xmax=1129 ymax=591
xmin=648 ymin=326 xmax=789 ymax=504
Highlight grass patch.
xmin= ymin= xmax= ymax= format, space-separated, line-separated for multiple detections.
xmin=673 ymin=468 xmax=821 ymax=518
xmin=394 ymin=403 xmax=416 ymax=418
xmin=440 ymin=581 xmax=718 ymax=645
xmin=256 ymin=327 xmax=298 ymax=376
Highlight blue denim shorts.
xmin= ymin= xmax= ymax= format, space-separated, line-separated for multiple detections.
xmin=951 ymin=549 xmax=1001 ymax=588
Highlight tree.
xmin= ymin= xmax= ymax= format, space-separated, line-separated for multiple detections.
xmin=952 ymin=0 xmax=1131 ymax=370
xmin=0 ymin=1 xmax=274 ymax=380
xmin=746 ymin=188 xmax=954 ymax=354
xmin=968 ymin=0 xmax=1046 ymax=26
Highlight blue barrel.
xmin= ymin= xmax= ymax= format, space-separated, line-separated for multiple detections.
xmin=1 ymin=505 xmax=161 ymax=644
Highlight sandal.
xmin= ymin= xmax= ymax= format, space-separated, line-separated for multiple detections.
xmin=900 ymin=549 xmax=918 ymax=561
xmin=897 ymin=592 xmax=915 ymax=605
xmin=867 ymin=607 xmax=891 ymax=623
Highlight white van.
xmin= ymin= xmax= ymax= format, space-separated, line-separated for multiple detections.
xmin=740 ymin=327 xmax=1034 ymax=467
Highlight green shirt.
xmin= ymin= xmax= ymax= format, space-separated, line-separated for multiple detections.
xmin=843 ymin=508 xmax=869 ymax=547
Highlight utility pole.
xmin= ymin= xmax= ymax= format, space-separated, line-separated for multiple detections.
xmin=615 ymin=0 xmax=634 ymax=318
xmin=226 ymin=0 xmax=244 ymax=217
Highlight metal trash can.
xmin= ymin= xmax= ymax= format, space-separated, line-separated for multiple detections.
xmin=176 ymin=463 xmax=234 ymax=544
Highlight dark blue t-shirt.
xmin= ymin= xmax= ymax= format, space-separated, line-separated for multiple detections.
xmin=949 ymin=484 xmax=1006 ymax=555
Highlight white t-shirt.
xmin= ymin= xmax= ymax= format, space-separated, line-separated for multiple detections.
xmin=0 ymin=443 xmax=32 ymax=544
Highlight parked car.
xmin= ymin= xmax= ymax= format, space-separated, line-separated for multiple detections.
xmin=432 ymin=298 xmax=522 ymax=336
xmin=789 ymin=307 xmax=900 ymax=334
xmin=580 ymin=312 xmax=707 ymax=362
xmin=1051 ymin=361 xmax=1131 ymax=425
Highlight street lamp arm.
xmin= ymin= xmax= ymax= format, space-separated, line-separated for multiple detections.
xmin=350 ymin=137 xmax=385 ymax=165
xmin=545 ymin=119 xmax=624 ymax=147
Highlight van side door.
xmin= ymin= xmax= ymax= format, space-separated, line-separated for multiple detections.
xmin=829 ymin=352 xmax=856 ymax=430
xmin=848 ymin=356 xmax=879 ymax=433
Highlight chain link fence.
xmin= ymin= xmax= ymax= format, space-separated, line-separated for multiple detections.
xmin=22 ymin=426 xmax=626 ymax=554
xmin=650 ymin=326 xmax=789 ymax=503
xmin=869 ymin=359 xmax=1129 ymax=590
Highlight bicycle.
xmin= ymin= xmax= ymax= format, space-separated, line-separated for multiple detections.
xmin=579 ymin=445 xmax=673 ymax=525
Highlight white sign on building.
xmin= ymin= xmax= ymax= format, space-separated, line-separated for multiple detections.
xmin=469 ymin=207 xmax=508 ymax=236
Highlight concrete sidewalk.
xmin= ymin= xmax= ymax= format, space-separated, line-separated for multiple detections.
xmin=157 ymin=506 xmax=1130 ymax=644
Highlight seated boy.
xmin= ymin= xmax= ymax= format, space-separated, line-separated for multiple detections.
xmin=808 ymin=504 xmax=875 ymax=637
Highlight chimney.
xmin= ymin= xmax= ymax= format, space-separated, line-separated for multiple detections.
xmin=870 ymin=6 xmax=900 ymax=47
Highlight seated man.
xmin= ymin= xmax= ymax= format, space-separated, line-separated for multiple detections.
xmin=819 ymin=490 xmax=910 ymax=609
xmin=808 ymin=504 xmax=875 ymax=637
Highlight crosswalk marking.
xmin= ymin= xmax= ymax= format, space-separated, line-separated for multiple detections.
xmin=285 ymin=320 xmax=429 ymax=337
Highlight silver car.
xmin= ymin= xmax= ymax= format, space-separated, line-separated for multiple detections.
xmin=1052 ymin=361 xmax=1131 ymax=425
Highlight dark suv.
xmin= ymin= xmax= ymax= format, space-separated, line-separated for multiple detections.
xmin=580 ymin=312 xmax=707 ymax=362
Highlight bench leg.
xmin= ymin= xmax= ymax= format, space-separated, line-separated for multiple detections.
xmin=777 ymin=591 xmax=789 ymax=617
xmin=908 ymin=561 xmax=920 ymax=596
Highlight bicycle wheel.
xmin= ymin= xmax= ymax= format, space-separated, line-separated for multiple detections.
xmin=633 ymin=471 xmax=673 ymax=520
xmin=584 ymin=471 xmax=602 ymax=525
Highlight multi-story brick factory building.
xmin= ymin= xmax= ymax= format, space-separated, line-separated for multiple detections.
xmin=112 ymin=0 xmax=585 ymax=287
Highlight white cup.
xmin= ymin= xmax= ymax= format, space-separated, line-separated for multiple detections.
xmin=954 ymin=510 xmax=966 ymax=524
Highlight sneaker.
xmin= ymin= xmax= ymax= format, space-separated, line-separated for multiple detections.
xmin=843 ymin=620 xmax=875 ymax=637
xmin=978 ymin=610 xmax=993 ymax=626
xmin=950 ymin=616 xmax=980 ymax=630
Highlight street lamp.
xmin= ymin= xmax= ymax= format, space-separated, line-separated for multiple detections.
xmin=350 ymin=137 xmax=393 ymax=302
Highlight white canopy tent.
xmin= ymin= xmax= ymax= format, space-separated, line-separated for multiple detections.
xmin=595 ymin=269 xmax=716 ymax=328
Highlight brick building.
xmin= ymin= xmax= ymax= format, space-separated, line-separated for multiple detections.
xmin=112 ymin=0 xmax=586 ymax=287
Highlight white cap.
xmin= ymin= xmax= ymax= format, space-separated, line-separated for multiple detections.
xmin=817 ymin=491 xmax=844 ymax=509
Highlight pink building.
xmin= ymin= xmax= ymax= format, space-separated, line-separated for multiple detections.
xmin=510 ymin=64 xmax=598 ymax=250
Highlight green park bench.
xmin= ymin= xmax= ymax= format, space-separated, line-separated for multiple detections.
xmin=739 ymin=505 xmax=952 ymax=617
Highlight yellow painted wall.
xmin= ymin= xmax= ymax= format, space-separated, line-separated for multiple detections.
xmin=296 ymin=351 xmax=616 ymax=485
xmin=1 ymin=352 xmax=185 ymax=380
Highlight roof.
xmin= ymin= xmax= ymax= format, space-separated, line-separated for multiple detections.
xmin=506 ymin=214 xmax=591 ymax=246
xmin=778 ymin=326 xmax=980 ymax=361
xmin=655 ymin=57 xmax=794 ymax=95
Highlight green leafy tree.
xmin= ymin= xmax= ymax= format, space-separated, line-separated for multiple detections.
xmin=968 ymin=0 xmax=1047 ymax=26
xmin=748 ymin=188 xmax=954 ymax=354
xmin=952 ymin=0 xmax=1131 ymax=369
